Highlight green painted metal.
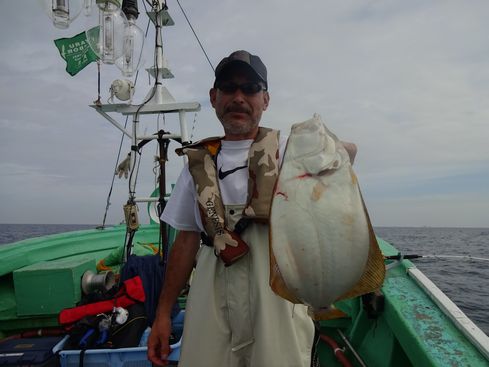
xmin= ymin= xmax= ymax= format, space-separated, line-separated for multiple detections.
xmin=0 ymin=224 xmax=173 ymax=334
xmin=382 ymin=267 xmax=488 ymax=366
xmin=0 ymin=225 xmax=162 ymax=277
xmin=13 ymin=257 xmax=96 ymax=316
xmin=316 ymin=238 xmax=488 ymax=367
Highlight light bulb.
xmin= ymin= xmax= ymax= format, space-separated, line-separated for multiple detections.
xmin=85 ymin=1 xmax=128 ymax=65
xmin=39 ymin=0 xmax=83 ymax=29
xmin=102 ymin=10 xmax=116 ymax=63
xmin=52 ymin=0 xmax=69 ymax=28
xmin=115 ymin=17 xmax=144 ymax=77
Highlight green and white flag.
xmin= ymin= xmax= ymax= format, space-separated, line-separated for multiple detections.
xmin=54 ymin=30 xmax=98 ymax=76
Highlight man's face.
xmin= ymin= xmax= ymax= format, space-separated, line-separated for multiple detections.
xmin=210 ymin=67 xmax=269 ymax=140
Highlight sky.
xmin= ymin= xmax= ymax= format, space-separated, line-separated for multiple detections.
xmin=0 ymin=0 xmax=488 ymax=227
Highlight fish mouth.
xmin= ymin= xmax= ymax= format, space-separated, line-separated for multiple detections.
xmin=284 ymin=114 xmax=346 ymax=174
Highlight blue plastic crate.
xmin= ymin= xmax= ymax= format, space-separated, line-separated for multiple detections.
xmin=58 ymin=309 xmax=185 ymax=367
xmin=57 ymin=337 xmax=181 ymax=367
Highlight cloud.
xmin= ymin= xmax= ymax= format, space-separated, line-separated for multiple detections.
xmin=367 ymin=192 xmax=489 ymax=228
xmin=0 ymin=0 xmax=488 ymax=225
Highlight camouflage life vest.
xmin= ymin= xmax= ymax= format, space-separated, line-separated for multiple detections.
xmin=176 ymin=127 xmax=280 ymax=265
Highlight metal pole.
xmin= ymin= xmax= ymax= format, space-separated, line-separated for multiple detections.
xmin=157 ymin=130 xmax=170 ymax=273
xmin=158 ymin=130 xmax=168 ymax=245
xmin=129 ymin=113 xmax=139 ymax=198
xmin=94 ymin=108 xmax=133 ymax=138
xmin=179 ymin=110 xmax=190 ymax=144
xmin=122 ymin=112 xmax=140 ymax=262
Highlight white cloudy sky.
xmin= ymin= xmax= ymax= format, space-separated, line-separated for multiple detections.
xmin=0 ymin=0 xmax=488 ymax=227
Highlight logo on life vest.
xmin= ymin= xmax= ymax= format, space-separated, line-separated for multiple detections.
xmin=206 ymin=198 xmax=224 ymax=235
xmin=218 ymin=165 xmax=248 ymax=180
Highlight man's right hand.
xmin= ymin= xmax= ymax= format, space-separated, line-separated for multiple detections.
xmin=147 ymin=315 xmax=172 ymax=366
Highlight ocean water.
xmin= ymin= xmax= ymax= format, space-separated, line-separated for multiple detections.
xmin=375 ymin=226 xmax=489 ymax=336
xmin=0 ymin=224 xmax=96 ymax=245
xmin=0 ymin=224 xmax=487 ymax=335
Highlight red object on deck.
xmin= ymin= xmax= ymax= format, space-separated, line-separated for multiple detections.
xmin=58 ymin=276 xmax=145 ymax=325
xmin=319 ymin=334 xmax=353 ymax=367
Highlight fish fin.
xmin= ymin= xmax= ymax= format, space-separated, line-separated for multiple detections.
xmin=269 ymin=231 xmax=302 ymax=304
xmin=336 ymin=187 xmax=386 ymax=301
xmin=308 ymin=305 xmax=349 ymax=321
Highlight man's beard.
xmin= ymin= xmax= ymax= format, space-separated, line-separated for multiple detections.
xmin=221 ymin=119 xmax=259 ymax=136
xmin=219 ymin=104 xmax=259 ymax=136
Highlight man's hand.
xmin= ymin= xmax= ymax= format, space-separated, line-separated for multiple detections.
xmin=147 ymin=314 xmax=172 ymax=366
xmin=340 ymin=141 xmax=357 ymax=164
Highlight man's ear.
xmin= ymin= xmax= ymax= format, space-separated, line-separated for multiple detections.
xmin=209 ymin=88 xmax=217 ymax=108
xmin=263 ymin=91 xmax=270 ymax=111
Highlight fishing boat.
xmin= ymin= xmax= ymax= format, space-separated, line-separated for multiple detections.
xmin=1 ymin=1 xmax=489 ymax=366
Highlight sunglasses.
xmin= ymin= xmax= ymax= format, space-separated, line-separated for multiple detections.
xmin=216 ymin=81 xmax=266 ymax=95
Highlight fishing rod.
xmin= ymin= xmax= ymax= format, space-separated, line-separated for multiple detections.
xmin=385 ymin=253 xmax=489 ymax=262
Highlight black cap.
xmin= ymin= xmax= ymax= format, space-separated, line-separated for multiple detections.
xmin=214 ymin=50 xmax=268 ymax=90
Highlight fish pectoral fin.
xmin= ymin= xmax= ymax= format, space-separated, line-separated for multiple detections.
xmin=269 ymin=242 xmax=302 ymax=304
xmin=336 ymin=191 xmax=386 ymax=301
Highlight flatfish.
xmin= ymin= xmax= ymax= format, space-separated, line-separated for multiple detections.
xmin=269 ymin=114 xmax=385 ymax=310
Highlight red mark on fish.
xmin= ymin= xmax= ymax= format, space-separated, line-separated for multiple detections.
xmin=295 ymin=173 xmax=312 ymax=179
xmin=275 ymin=191 xmax=289 ymax=200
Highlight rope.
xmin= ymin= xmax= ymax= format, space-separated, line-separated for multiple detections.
xmin=336 ymin=329 xmax=367 ymax=367
xmin=174 ymin=0 xmax=214 ymax=72
xmin=98 ymin=115 xmax=130 ymax=229
xmin=416 ymin=254 xmax=489 ymax=262
xmin=385 ymin=253 xmax=489 ymax=262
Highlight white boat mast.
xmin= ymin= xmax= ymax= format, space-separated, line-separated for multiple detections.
xmin=90 ymin=0 xmax=200 ymax=258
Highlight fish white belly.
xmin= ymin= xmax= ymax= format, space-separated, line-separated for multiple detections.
xmin=270 ymin=114 xmax=371 ymax=309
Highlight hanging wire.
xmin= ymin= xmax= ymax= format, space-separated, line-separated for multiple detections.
xmin=98 ymin=115 xmax=130 ymax=229
xmin=135 ymin=150 xmax=143 ymax=187
xmin=174 ymin=0 xmax=214 ymax=72
xmin=153 ymin=114 xmax=167 ymax=188
xmin=154 ymin=115 xmax=161 ymax=187
xmin=189 ymin=112 xmax=197 ymax=142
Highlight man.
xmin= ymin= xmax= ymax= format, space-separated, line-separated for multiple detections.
xmin=148 ymin=50 xmax=355 ymax=367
